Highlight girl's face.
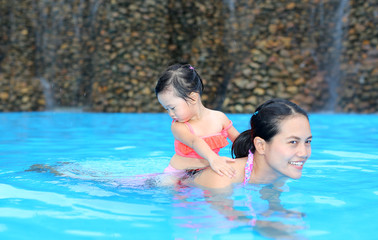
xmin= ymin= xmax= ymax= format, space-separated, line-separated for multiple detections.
xmin=157 ymin=90 xmax=195 ymax=122
xmin=263 ymin=115 xmax=312 ymax=180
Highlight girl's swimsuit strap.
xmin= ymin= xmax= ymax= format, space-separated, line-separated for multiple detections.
xmin=184 ymin=122 xmax=195 ymax=134
xmin=224 ymin=121 xmax=233 ymax=131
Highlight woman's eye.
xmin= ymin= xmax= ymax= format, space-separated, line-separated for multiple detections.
xmin=289 ymin=141 xmax=297 ymax=144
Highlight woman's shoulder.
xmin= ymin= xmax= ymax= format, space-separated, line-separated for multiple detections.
xmin=194 ymin=159 xmax=247 ymax=188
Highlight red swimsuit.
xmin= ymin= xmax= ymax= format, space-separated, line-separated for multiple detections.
xmin=174 ymin=121 xmax=233 ymax=159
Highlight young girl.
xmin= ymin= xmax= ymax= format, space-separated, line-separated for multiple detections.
xmin=155 ymin=63 xmax=240 ymax=178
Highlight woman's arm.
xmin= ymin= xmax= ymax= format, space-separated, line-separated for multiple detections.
xmin=259 ymin=185 xmax=305 ymax=218
xmin=194 ymin=182 xmax=306 ymax=239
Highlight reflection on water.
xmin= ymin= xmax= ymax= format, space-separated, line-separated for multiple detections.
xmin=1 ymin=113 xmax=377 ymax=239
xmin=23 ymin=160 xmax=308 ymax=239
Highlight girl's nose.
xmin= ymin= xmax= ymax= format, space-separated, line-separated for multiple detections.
xmin=167 ymin=110 xmax=175 ymax=119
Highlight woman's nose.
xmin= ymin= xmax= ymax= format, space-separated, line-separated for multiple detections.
xmin=298 ymin=143 xmax=310 ymax=159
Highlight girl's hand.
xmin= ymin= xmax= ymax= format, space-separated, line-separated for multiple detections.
xmin=209 ymin=156 xmax=236 ymax=178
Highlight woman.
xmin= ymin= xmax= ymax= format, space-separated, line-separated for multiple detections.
xmin=27 ymin=98 xmax=312 ymax=190
xmin=192 ymin=98 xmax=312 ymax=189
xmin=179 ymin=98 xmax=312 ymax=239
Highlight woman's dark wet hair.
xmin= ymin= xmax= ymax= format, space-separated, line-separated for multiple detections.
xmin=155 ymin=63 xmax=204 ymax=101
xmin=232 ymin=99 xmax=309 ymax=158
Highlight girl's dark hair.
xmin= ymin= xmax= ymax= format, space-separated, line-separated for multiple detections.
xmin=231 ymin=99 xmax=308 ymax=158
xmin=155 ymin=63 xmax=204 ymax=101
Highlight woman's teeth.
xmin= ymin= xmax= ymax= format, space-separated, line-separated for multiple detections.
xmin=289 ymin=161 xmax=303 ymax=166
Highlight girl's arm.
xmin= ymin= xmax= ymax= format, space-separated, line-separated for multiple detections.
xmin=193 ymin=166 xmax=234 ymax=189
xmin=219 ymin=112 xmax=240 ymax=142
xmin=193 ymin=158 xmax=246 ymax=188
xmin=227 ymin=125 xmax=240 ymax=142
xmin=171 ymin=122 xmax=235 ymax=178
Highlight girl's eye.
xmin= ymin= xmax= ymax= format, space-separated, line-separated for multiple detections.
xmin=306 ymin=139 xmax=312 ymax=144
xmin=289 ymin=140 xmax=298 ymax=144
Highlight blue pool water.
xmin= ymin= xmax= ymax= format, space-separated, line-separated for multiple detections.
xmin=0 ymin=112 xmax=377 ymax=240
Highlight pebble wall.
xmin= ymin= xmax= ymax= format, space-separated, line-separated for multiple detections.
xmin=0 ymin=0 xmax=376 ymax=113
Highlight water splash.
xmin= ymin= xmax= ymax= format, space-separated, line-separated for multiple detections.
xmin=223 ymin=0 xmax=235 ymax=12
xmin=324 ymin=0 xmax=349 ymax=111
xmin=39 ymin=77 xmax=55 ymax=110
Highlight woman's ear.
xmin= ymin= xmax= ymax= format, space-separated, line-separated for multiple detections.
xmin=254 ymin=137 xmax=266 ymax=154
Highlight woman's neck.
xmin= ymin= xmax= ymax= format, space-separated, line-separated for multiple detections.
xmin=249 ymin=155 xmax=288 ymax=185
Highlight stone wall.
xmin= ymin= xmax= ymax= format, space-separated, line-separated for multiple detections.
xmin=0 ymin=0 xmax=376 ymax=113
xmin=338 ymin=0 xmax=377 ymax=112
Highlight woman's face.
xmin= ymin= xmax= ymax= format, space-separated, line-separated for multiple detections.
xmin=264 ymin=114 xmax=312 ymax=180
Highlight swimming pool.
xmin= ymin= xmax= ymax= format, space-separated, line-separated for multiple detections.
xmin=0 ymin=112 xmax=377 ymax=239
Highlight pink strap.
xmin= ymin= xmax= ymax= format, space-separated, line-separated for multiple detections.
xmin=171 ymin=120 xmax=195 ymax=134
xmin=224 ymin=120 xmax=233 ymax=131
xmin=184 ymin=122 xmax=195 ymax=134
xmin=243 ymin=150 xmax=254 ymax=184
xmin=220 ymin=121 xmax=233 ymax=137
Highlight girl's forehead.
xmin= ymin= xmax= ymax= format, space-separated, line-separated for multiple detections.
xmin=158 ymin=90 xmax=184 ymax=105
xmin=159 ymin=87 xmax=179 ymax=97
xmin=159 ymin=90 xmax=182 ymax=101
